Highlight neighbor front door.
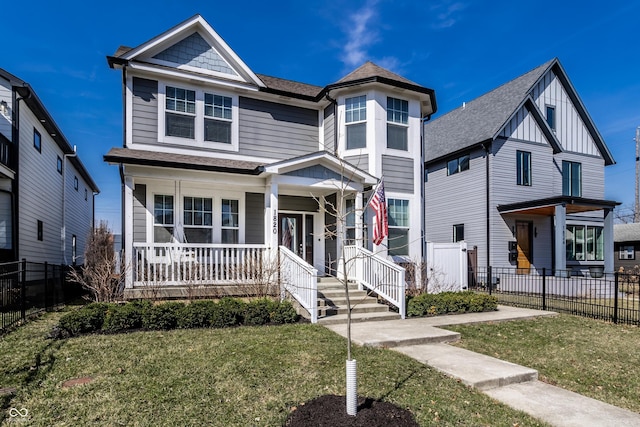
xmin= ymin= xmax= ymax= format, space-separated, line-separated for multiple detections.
xmin=516 ymin=221 xmax=532 ymax=274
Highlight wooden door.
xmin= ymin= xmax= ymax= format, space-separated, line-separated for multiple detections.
xmin=516 ymin=221 xmax=532 ymax=274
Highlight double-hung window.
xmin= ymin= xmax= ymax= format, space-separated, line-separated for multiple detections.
xmin=388 ymin=199 xmax=409 ymax=256
xmin=345 ymin=95 xmax=366 ymax=149
xmin=562 ymin=161 xmax=581 ymax=197
xmin=387 ymin=97 xmax=408 ymax=150
xmin=516 ymin=151 xmax=531 ymax=186
xmin=154 ymin=195 xmax=174 ymax=243
xmin=204 ymin=93 xmax=232 ymax=144
xmin=165 ymin=86 xmax=196 ymax=139
xmin=221 ymin=199 xmax=239 ymax=244
xmin=183 ymin=196 xmax=213 ymax=243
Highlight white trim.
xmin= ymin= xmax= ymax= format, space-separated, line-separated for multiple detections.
xmin=125 ymin=75 xmax=134 ymax=147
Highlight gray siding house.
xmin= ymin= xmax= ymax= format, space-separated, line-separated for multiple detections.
xmin=614 ymin=223 xmax=640 ymax=273
xmin=0 ymin=68 xmax=99 ymax=265
xmin=424 ymin=59 xmax=618 ymax=276
xmin=104 ymin=15 xmax=436 ymax=301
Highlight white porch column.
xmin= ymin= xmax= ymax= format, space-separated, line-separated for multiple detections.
xmin=604 ymin=207 xmax=614 ymax=273
xmin=264 ymin=180 xmax=279 ymax=251
xmin=124 ymin=175 xmax=134 ymax=289
xmin=355 ymin=191 xmax=363 ymax=247
xmin=554 ymin=204 xmax=566 ymax=275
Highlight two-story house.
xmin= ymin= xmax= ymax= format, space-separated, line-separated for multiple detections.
xmin=0 ymin=68 xmax=99 ymax=265
xmin=104 ymin=15 xmax=435 ymax=304
xmin=424 ymin=58 xmax=618 ymax=277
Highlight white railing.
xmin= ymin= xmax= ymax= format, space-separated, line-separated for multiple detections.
xmin=132 ymin=243 xmax=269 ymax=286
xmin=279 ymin=246 xmax=318 ymax=323
xmin=342 ymin=245 xmax=406 ymax=319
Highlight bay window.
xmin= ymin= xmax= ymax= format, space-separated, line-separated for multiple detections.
xmin=387 ymin=97 xmax=408 ymax=150
xmin=388 ymin=199 xmax=409 ymax=256
xmin=345 ymin=95 xmax=366 ymax=149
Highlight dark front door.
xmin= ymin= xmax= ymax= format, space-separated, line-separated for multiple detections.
xmin=516 ymin=221 xmax=533 ymax=274
xmin=278 ymin=213 xmax=314 ymax=265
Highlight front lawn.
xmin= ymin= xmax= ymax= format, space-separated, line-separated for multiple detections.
xmin=0 ymin=312 xmax=548 ymax=426
xmin=445 ymin=314 xmax=640 ymax=414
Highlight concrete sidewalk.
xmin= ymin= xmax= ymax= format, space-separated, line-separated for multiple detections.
xmin=323 ymin=305 xmax=640 ymax=427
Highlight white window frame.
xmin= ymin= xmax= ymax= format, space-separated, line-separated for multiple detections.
xmin=153 ymin=194 xmax=175 ymax=243
xmin=182 ymin=196 xmax=214 ymax=244
xmin=386 ymin=97 xmax=409 ymax=151
xmin=221 ymin=198 xmax=240 ymax=244
xmin=387 ymin=198 xmax=409 ymax=257
xmin=619 ymin=245 xmax=635 ymax=260
xmin=157 ymin=81 xmax=239 ymax=152
xmin=344 ymin=95 xmax=367 ymax=151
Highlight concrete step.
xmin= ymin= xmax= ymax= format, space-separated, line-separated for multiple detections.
xmin=318 ymin=302 xmax=393 ymax=316
xmin=317 ymin=310 xmax=401 ymax=325
xmin=393 ymin=343 xmax=538 ymax=391
xmin=317 ymin=294 xmax=377 ymax=306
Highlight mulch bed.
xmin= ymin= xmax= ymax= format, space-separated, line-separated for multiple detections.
xmin=284 ymin=394 xmax=419 ymax=427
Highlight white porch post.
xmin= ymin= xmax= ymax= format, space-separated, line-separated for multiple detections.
xmin=604 ymin=207 xmax=614 ymax=273
xmin=265 ymin=180 xmax=279 ymax=252
xmin=355 ymin=191 xmax=363 ymax=247
xmin=554 ymin=204 xmax=566 ymax=275
xmin=124 ymin=175 xmax=134 ymax=289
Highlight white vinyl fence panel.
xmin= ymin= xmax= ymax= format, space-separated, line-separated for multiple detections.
xmin=426 ymin=242 xmax=468 ymax=292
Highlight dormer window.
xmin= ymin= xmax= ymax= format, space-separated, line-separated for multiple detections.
xmin=345 ymin=95 xmax=366 ymax=150
xmin=387 ymin=97 xmax=408 ymax=151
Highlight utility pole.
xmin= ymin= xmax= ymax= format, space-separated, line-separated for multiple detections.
xmin=636 ymin=127 xmax=640 ymax=222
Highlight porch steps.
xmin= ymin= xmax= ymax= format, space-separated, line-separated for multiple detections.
xmin=315 ymin=277 xmax=400 ymax=325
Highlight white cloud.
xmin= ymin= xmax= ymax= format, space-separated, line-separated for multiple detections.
xmin=430 ymin=1 xmax=467 ymax=30
xmin=340 ymin=0 xmax=380 ymax=68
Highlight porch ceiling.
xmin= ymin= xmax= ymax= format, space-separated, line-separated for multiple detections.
xmin=497 ymin=196 xmax=620 ymax=216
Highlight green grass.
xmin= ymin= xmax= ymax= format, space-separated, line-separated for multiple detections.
xmin=0 ymin=313 xmax=549 ymax=426
xmin=445 ymin=314 xmax=640 ymax=414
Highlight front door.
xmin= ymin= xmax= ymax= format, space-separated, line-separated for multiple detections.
xmin=516 ymin=221 xmax=532 ymax=274
xmin=278 ymin=213 xmax=314 ymax=265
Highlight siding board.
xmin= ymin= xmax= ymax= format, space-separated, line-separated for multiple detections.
xmin=132 ymin=77 xmax=158 ymax=145
xmin=245 ymin=192 xmax=264 ymax=244
xmin=382 ymin=155 xmax=414 ymax=193
xmin=133 ymin=184 xmax=147 ymax=243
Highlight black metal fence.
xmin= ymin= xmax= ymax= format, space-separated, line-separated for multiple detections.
xmin=0 ymin=260 xmax=83 ymax=333
xmin=470 ymin=267 xmax=640 ymax=325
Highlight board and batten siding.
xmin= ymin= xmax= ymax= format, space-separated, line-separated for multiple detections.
xmin=498 ymin=106 xmax=546 ymax=143
xmin=132 ymin=77 xmax=159 ymax=145
xmin=0 ymin=78 xmax=12 ymax=141
xmin=425 ymin=148 xmax=487 ymax=267
xmin=531 ymin=70 xmax=600 ymax=157
xmin=382 ymin=155 xmax=414 ymax=193
xmin=245 ymin=192 xmax=264 ymax=244
xmin=133 ymin=184 xmax=147 ymax=243
xmin=323 ymin=105 xmax=335 ymax=153
xmin=238 ymin=97 xmax=318 ymax=160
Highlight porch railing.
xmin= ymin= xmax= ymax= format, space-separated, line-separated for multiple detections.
xmin=342 ymin=245 xmax=406 ymax=319
xmin=279 ymin=246 xmax=317 ymax=323
xmin=132 ymin=243 xmax=268 ymax=286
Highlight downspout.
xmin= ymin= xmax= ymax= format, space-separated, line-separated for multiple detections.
xmin=62 ymin=146 xmax=77 ymax=265
xmin=483 ymin=140 xmax=491 ymax=268
xmin=421 ymin=115 xmax=432 ymax=261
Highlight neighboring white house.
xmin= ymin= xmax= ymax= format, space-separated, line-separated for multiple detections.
xmin=0 ymin=68 xmax=99 ymax=265
xmin=104 ymin=15 xmax=436 ymax=305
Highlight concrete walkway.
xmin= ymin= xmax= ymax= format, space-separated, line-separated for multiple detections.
xmin=323 ymin=305 xmax=640 ymax=427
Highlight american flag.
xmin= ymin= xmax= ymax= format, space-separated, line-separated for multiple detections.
xmin=369 ymin=181 xmax=388 ymax=245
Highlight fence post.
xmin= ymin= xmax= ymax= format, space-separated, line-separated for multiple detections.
xmin=613 ymin=272 xmax=619 ymax=324
xmin=20 ymin=258 xmax=26 ymax=321
xmin=44 ymin=261 xmax=49 ymax=312
xmin=541 ymin=268 xmax=545 ymax=311
xmin=488 ymin=266 xmax=492 ymax=295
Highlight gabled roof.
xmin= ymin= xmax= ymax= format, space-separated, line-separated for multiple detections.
xmin=614 ymin=223 xmax=640 ymax=243
xmin=335 ymin=61 xmax=418 ymax=86
xmin=424 ymin=58 xmax=615 ymax=165
xmin=0 ymin=68 xmax=100 ymax=192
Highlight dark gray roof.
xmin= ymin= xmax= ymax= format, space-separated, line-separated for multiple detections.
xmin=255 ymin=74 xmax=323 ymax=99
xmin=335 ymin=61 xmax=418 ymax=86
xmin=425 ymin=59 xmax=554 ymax=163
xmin=614 ymin=223 xmax=640 ymax=243
xmin=104 ymin=148 xmax=264 ymax=174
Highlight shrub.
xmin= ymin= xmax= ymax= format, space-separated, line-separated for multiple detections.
xmin=176 ymin=300 xmax=217 ymax=329
xmin=142 ymin=302 xmax=184 ymax=330
xmin=271 ymin=300 xmax=299 ymax=324
xmin=102 ymin=301 xmax=149 ymax=332
xmin=211 ymin=297 xmax=245 ymax=328
xmin=407 ymin=292 xmax=497 ymax=318
xmin=59 ymin=303 xmax=112 ymax=335
xmin=244 ymin=298 xmax=277 ymax=326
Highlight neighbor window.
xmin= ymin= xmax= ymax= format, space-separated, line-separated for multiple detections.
xmin=516 ymin=151 xmax=531 ymax=186
xmin=183 ymin=196 xmax=213 ymax=243
xmin=546 ymin=105 xmax=556 ymax=130
xmin=387 ymin=97 xmax=408 ymax=150
xmin=388 ymin=199 xmax=409 ymax=256
xmin=165 ymin=86 xmax=196 ymax=139
xmin=204 ymin=93 xmax=232 ymax=144
xmin=447 ymin=154 xmax=470 ymax=175
xmin=85 ymin=189 xmax=88 ymax=201
xmin=72 ymin=234 xmax=77 ymax=265
xmin=619 ymin=245 xmax=635 ymax=260
xmin=345 ymin=95 xmax=366 ymax=149
xmin=562 ymin=161 xmax=581 ymax=197
xmin=33 ymin=129 xmax=41 ymax=152
xmin=74 ymin=176 xmax=79 ymax=191
xmin=566 ymin=225 xmax=603 ymax=261
xmin=57 ymin=156 xmax=62 ymax=174
xmin=153 ymin=195 xmax=174 ymax=243
xmin=453 ymin=224 xmax=464 ymax=242
xmin=37 ymin=220 xmax=43 ymax=241
xmin=221 ymin=199 xmax=239 ymax=244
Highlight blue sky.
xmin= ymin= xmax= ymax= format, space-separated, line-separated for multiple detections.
xmin=3 ymin=1 xmax=639 ymax=230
